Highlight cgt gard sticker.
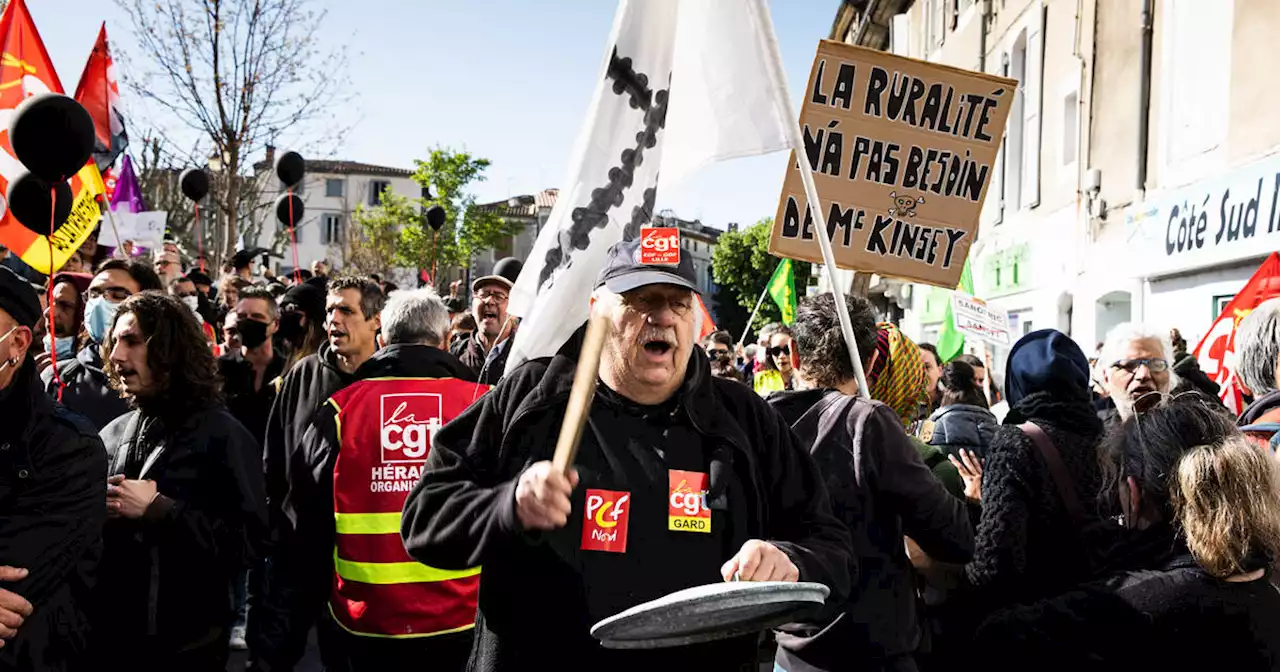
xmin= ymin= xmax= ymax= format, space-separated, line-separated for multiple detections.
xmin=668 ymin=470 xmax=711 ymax=533
xmin=582 ymin=489 xmax=630 ymax=553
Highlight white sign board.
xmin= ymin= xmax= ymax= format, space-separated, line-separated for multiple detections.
xmin=103 ymin=210 xmax=167 ymax=247
xmin=1127 ymin=151 xmax=1280 ymax=277
xmin=952 ymin=292 xmax=1011 ymax=346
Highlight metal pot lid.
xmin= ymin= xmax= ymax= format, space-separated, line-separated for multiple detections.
xmin=590 ymin=581 xmax=830 ymax=650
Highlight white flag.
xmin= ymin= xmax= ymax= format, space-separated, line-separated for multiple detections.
xmin=505 ymin=0 xmax=792 ymax=375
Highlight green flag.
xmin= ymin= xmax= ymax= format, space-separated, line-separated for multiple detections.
xmin=767 ymin=259 xmax=797 ymax=326
xmin=936 ymin=260 xmax=974 ymax=362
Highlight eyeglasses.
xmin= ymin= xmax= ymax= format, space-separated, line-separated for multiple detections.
xmin=622 ymin=291 xmax=693 ymax=316
xmin=768 ymin=344 xmax=791 ymax=358
xmin=88 ymin=286 xmax=132 ymax=302
xmin=1111 ymin=358 xmax=1169 ymax=374
xmin=475 ymin=290 xmax=508 ymax=303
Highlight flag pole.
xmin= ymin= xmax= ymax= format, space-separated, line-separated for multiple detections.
xmin=748 ymin=0 xmax=871 ymax=400
xmin=738 ymin=283 xmax=771 ymax=346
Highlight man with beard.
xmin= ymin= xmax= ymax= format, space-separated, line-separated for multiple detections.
xmin=0 ymin=267 xmax=106 ymax=672
xmin=1099 ymin=323 xmax=1177 ymax=429
xmin=94 ymin=292 xmax=268 ymax=671
xmin=37 ymin=272 xmax=90 ymax=369
xmin=252 ymin=275 xmax=385 ymax=671
xmin=402 ymin=238 xmax=851 ymax=671
xmin=451 ymin=257 xmax=522 ymax=384
xmin=43 ymin=259 xmax=163 ymax=429
xmin=294 ymin=288 xmax=481 ymax=671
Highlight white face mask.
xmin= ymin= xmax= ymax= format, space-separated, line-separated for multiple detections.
xmin=181 ymin=295 xmax=200 ymax=316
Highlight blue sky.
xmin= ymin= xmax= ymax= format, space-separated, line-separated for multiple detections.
xmin=36 ymin=0 xmax=838 ymax=230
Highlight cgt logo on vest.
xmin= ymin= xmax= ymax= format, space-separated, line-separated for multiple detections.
xmin=580 ymin=489 xmax=631 ymax=553
xmin=379 ymin=393 xmax=444 ymax=464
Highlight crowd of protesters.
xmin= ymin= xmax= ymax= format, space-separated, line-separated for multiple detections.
xmin=2 ymin=228 xmax=1279 ymax=671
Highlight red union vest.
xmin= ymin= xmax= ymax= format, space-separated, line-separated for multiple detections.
xmin=326 ymin=375 xmax=490 ymax=638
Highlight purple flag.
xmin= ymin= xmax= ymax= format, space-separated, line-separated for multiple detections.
xmin=110 ymin=154 xmax=145 ymax=214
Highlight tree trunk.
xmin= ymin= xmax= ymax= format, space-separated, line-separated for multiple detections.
xmin=223 ymin=153 xmax=241 ymax=262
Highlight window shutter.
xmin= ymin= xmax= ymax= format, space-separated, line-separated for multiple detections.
xmin=1022 ymin=2 xmax=1046 ymax=209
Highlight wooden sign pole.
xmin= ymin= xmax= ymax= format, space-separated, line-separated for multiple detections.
xmin=552 ymin=314 xmax=612 ymax=474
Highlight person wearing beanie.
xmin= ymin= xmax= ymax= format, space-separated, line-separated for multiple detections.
xmin=0 ymin=266 xmax=106 ymax=671
xmin=963 ymin=329 xmax=1109 ymax=615
xmin=277 ymin=279 xmax=327 ymax=371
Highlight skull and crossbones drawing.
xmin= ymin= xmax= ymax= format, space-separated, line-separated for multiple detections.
xmin=888 ymin=191 xmax=925 ymax=218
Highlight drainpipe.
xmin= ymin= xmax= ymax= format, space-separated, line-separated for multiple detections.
xmin=978 ymin=0 xmax=990 ymax=72
xmin=1137 ymin=0 xmax=1153 ymax=193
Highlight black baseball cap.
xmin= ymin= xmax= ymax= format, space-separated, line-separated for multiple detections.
xmin=595 ymin=237 xmax=700 ymax=295
xmin=0 ymin=265 xmax=41 ymax=329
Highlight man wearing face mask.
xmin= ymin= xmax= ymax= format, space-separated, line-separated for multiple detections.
xmin=402 ymin=238 xmax=852 ymax=671
xmin=170 ymin=275 xmax=218 ymax=351
xmin=219 ymin=287 xmax=286 ymax=447
xmin=0 ymin=266 xmax=107 ymax=671
xmin=36 ymin=272 xmax=91 ymax=372
xmin=44 ymin=259 xmax=163 ymax=429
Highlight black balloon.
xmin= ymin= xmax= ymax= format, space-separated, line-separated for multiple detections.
xmin=7 ymin=172 xmax=73 ymax=234
xmin=426 ymin=205 xmax=446 ymax=232
xmin=276 ymin=151 xmax=305 ymax=188
xmin=492 ymin=257 xmax=523 ymax=284
xmin=180 ymin=168 xmax=210 ymax=201
xmin=275 ymin=193 xmax=305 ymax=226
xmin=9 ymin=94 xmax=95 ymax=183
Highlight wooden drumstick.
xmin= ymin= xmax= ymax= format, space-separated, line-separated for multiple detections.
xmin=552 ymin=314 xmax=612 ymax=474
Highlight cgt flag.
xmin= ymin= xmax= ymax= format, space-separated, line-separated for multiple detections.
xmin=73 ymin=23 xmax=129 ymax=172
xmin=505 ymin=0 xmax=791 ymax=374
xmin=1194 ymin=252 xmax=1280 ymax=416
xmin=766 ymin=259 xmax=796 ymax=326
xmin=0 ymin=0 xmax=106 ymax=276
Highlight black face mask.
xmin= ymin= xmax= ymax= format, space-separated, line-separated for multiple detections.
xmin=277 ymin=311 xmax=305 ymax=342
xmin=238 ymin=319 xmax=271 ymax=349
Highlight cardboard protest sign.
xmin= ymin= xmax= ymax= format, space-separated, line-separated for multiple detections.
xmin=951 ymin=292 xmax=1012 ymax=346
xmin=770 ymin=41 xmax=1016 ymax=288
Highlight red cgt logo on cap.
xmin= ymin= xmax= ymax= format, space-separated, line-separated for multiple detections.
xmin=638 ymin=227 xmax=680 ymax=266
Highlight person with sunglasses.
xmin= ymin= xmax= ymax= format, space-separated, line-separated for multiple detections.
xmin=754 ymin=327 xmax=797 ymax=397
xmin=1098 ymin=323 xmax=1177 ymax=430
xmin=975 ymin=394 xmax=1280 ymax=670
xmin=40 ymin=258 xmax=164 ymax=430
xmin=0 ymin=266 xmax=107 ymax=672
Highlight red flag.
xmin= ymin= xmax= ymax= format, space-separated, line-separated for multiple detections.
xmin=73 ymin=23 xmax=128 ymax=171
xmin=696 ymin=293 xmax=717 ymax=341
xmin=0 ymin=0 xmax=107 ymax=275
xmin=1193 ymin=252 xmax=1280 ymax=415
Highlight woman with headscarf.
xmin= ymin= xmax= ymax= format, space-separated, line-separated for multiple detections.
xmin=965 ymin=329 xmax=1109 ymax=612
xmin=868 ymin=323 xmax=965 ymax=500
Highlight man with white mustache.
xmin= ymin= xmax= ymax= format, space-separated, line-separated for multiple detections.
xmin=1099 ymin=323 xmax=1178 ymax=428
xmin=403 ymin=236 xmax=852 ymax=671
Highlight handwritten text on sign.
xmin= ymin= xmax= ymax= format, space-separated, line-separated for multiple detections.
xmin=770 ymin=41 xmax=1016 ymax=288
xmin=952 ymin=292 xmax=1012 ymax=346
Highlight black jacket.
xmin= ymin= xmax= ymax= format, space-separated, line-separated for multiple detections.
xmin=40 ymin=343 xmax=131 ymax=430
xmin=928 ymin=404 xmax=998 ymax=459
xmin=769 ymin=390 xmax=973 ymax=668
xmin=253 ymin=341 xmax=356 ymax=670
xmin=402 ymin=331 xmax=853 ymax=671
xmin=1171 ymin=353 xmax=1221 ymax=398
xmin=450 ymin=331 xmax=513 ymax=385
xmin=976 ymin=550 xmax=1280 ymax=671
xmin=1241 ymin=389 xmax=1280 ymax=425
xmin=94 ymin=403 xmax=269 ymax=665
xmin=0 ymin=359 xmax=105 ymax=672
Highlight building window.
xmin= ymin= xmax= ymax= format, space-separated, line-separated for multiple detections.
xmin=368 ymin=180 xmax=390 ymax=206
xmin=1159 ymin=0 xmax=1232 ymax=185
xmin=325 ymin=179 xmax=344 ymax=198
xmin=1007 ymin=37 xmax=1027 ymax=212
xmin=1062 ymin=90 xmax=1079 ymax=167
xmin=321 ymin=214 xmax=344 ymax=245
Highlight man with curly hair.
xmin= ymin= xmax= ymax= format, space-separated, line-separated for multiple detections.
xmin=93 ymin=292 xmax=270 ymax=671
xmin=768 ymin=293 xmax=972 ymax=672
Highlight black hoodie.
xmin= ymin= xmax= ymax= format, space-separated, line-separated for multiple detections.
xmin=769 ymin=389 xmax=973 ymax=669
xmin=401 ymin=328 xmax=853 ymax=672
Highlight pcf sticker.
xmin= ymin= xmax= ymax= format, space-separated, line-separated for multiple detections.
xmin=581 ymin=489 xmax=630 ymax=553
